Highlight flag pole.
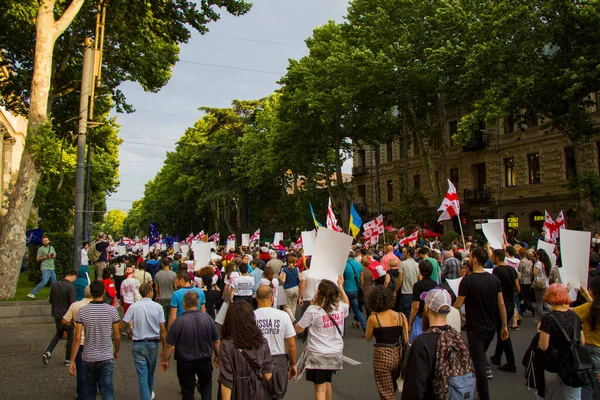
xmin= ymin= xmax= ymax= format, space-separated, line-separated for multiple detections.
xmin=457 ymin=216 xmax=466 ymax=250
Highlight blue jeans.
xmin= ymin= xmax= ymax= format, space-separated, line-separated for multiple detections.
xmin=31 ymin=269 xmax=57 ymax=295
xmin=540 ymin=370 xmax=581 ymax=400
xmin=410 ymin=315 xmax=423 ymax=343
xmin=346 ymin=291 xmax=367 ymax=331
xmin=75 ymin=346 xmax=84 ymax=400
xmin=582 ymin=344 xmax=600 ymax=400
xmin=132 ymin=341 xmax=159 ymax=400
xmin=399 ymin=294 xmax=413 ymax=320
xmin=83 ymin=359 xmax=114 ymax=400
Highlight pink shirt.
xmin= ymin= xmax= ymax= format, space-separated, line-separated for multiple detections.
xmin=380 ymin=252 xmax=401 ymax=272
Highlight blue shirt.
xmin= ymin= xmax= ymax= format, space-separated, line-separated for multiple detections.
xmin=283 ymin=267 xmax=299 ymax=289
xmin=344 ymin=259 xmax=362 ymax=293
xmin=251 ymin=268 xmax=264 ymax=294
xmin=171 ymin=287 xmax=206 ymax=317
xmin=123 ymin=298 xmax=165 ymax=340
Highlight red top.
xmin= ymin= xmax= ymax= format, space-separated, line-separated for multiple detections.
xmin=102 ymin=278 xmax=117 ymax=307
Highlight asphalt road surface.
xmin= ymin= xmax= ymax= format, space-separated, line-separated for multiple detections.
xmin=1 ymin=310 xmax=539 ymax=399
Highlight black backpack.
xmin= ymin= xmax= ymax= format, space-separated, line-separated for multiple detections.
xmin=548 ymin=312 xmax=594 ymax=388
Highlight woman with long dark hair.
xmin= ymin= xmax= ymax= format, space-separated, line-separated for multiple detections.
xmin=295 ymin=277 xmax=350 ymax=400
xmin=575 ymin=277 xmax=600 ymax=400
xmin=219 ymin=301 xmax=273 ymax=400
xmin=533 ymin=249 xmax=552 ymax=321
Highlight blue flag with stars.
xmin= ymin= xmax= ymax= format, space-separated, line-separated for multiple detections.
xmin=149 ymin=223 xmax=160 ymax=246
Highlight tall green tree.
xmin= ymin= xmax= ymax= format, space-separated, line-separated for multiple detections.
xmin=0 ymin=0 xmax=251 ymax=299
xmin=101 ymin=209 xmax=126 ymax=238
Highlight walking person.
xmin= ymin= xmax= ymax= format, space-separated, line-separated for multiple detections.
xmin=254 ymin=285 xmax=298 ymax=399
xmin=344 ymin=253 xmax=367 ymax=332
xmin=81 ymin=242 xmax=90 ymax=271
xmin=28 ymin=235 xmax=58 ymax=299
xmin=298 ymin=258 xmax=319 ymax=316
xmin=398 ymin=247 xmax=419 ymax=319
xmin=161 ymin=291 xmax=220 ymax=400
xmin=122 ymin=283 xmax=166 ymax=400
xmin=91 ymin=233 xmax=112 ymax=281
xmin=518 ymin=247 xmax=535 ymax=317
xmin=68 ymin=280 xmax=121 ymax=400
xmin=169 ymin=270 xmax=206 ymax=328
xmin=62 ymin=286 xmax=93 ymax=400
xmin=574 ymin=278 xmax=600 ymax=400
xmin=364 ymin=286 xmax=409 ymax=400
xmin=155 ymin=257 xmax=176 ymax=329
xmin=228 ymin=262 xmax=255 ymax=304
xmin=453 ymin=247 xmax=509 ymax=400
xmin=260 ymin=266 xmax=280 ymax=308
xmin=280 ymin=258 xmax=300 ymax=322
xmin=408 ymin=260 xmax=437 ymax=343
xmin=533 ymin=248 xmax=553 ymax=321
xmin=219 ymin=300 xmax=273 ymax=399
xmin=295 ymin=277 xmax=350 ymax=400
xmin=490 ymin=249 xmax=520 ymax=373
xmin=42 ymin=269 xmax=77 ymax=365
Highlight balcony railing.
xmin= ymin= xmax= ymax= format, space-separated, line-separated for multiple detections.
xmin=352 ymin=165 xmax=367 ymax=176
xmin=464 ymin=189 xmax=491 ymax=201
xmin=462 ymin=134 xmax=489 ymax=152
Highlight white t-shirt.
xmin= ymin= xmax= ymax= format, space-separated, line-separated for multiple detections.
xmin=114 ymin=262 xmax=125 ymax=277
xmin=298 ymin=302 xmax=349 ymax=354
xmin=254 ymin=307 xmax=295 ymax=355
xmin=300 ymin=270 xmax=320 ymax=301
xmin=231 ymin=275 xmax=254 ymax=296
xmin=225 ymin=271 xmax=240 ymax=286
xmin=259 ymin=278 xmax=280 ymax=307
xmin=447 ymin=306 xmax=462 ymax=334
xmin=81 ymin=249 xmax=89 ymax=266
xmin=120 ymin=277 xmax=141 ymax=304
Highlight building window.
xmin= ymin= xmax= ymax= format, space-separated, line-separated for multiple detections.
xmin=399 ymin=140 xmax=405 ymax=159
xmin=530 ymin=211 xmax=545 ymax=232
xmin=387 ymin=180 xmax=393 ymax=202
xmin=448 ymin=120 xmax=458 ymax=147
xmin=450 ymin=168 xmax=459 ymax=189
xmin=358 ymin=149 xmax=366 ymax=168
xmin=565 ymin=147 xmax=576 ymax=180
xmin=414 ymin=175 xmax=421 ymax=191
xmin=357 ymin=185 xmax=366 ymax=202
xmin=504 ymin=115 xmax=515 ymax=134
xmin=505 ymin=158 xmax=517 ymax=187
xmin=528 ymin=153 xmax=541 ymax=184
xmin=387 ymin=143 xmax=393 ymax=163
xmin=528 ymin=111 xmax=539 ymax=128
xmin=471 ymin=163 xmax=487 ymax=190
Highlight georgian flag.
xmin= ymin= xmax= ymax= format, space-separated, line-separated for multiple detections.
xmin=185 ymin=233 xmax=194 ymax=244
xmin=250 ymin=229 xmax=260 ymax=244
xmin=399 ymin=230 xmax=420 ymax=245
xmin=544 ymin=210 xmax=566 ymax=244
xmin=437 ymin=180 xmax=460 ymax=222
xmin=326 ymin=198 xmax=342 ymax=232
xmin=295 ymin=235 xmax=303 ymax=249
xmin=208 ymin=233 xmax=220 ymax=244
xmin=195 ymin=231 xmax=206 ymax=241
xmin=374 ymin=215 xmax=385 ymax=235
xmin=227 ymin=233 xmax=236 ymax=241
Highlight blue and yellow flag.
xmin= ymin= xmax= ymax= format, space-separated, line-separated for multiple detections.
xmin=349 ymin=203 xmax=363 ymax=238
xmin=309 ymin=202 xmax=323 ymax=230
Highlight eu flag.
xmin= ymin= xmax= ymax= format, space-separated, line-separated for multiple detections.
xmin=349 ymin=203 xmax=363 ymax=238
xmin=149 ymin=223 xmax=160 ymax=246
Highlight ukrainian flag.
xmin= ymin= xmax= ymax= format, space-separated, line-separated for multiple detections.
xmin=309 ymin=202 xmax=323 ymax=230
xmin=349 ymin=203 xmax=363 ymax=238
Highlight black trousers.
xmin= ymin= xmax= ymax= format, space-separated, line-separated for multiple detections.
xmin=493 ymin=308 xmax=516 ymax=366
xmin=467 ymin=329 xmax=496 ymax=400
xmin=46 ymin=317 xmax=74 ymax=360
xmin=177 ymin=358 xmax=213 ymax=400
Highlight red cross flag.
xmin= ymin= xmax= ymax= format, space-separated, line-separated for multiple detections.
xmin=326 ymin=198 xmax=342 ymax=232
xmin=399 ymin=230 xmax=420 ymax=245
xmin=437 ymin=180 xmax=460 ymax=222
xmin=227 ymin=233 xmax=236 ymax=242
xmin=544 ymin=210 xmax=566 ymax=243
xmin=250 ymin=229 xmax=260 ymax=244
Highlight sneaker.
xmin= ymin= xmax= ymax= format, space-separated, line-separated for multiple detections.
xmin=486 ymin=368 xmax=493 ymax=379
xmin=42 ymin=351 xmax=51 ymax=365
xmin=27 ymin=293 xmax=35 ymax=299
xmin=489 ymin=356 xmax=501 ymax=366
xmin=498 ymin=364 xmax=517 ymax=373
xmin=64 ymin=360 xmax=70 ymax=367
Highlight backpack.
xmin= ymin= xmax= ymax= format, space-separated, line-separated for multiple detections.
xmin=426 ymin=326 xmax=476 ymax=400
xmin=88 ymin=241 xmax=101 ymax=263
xmin=387 ymin=269 xmax=398 ymax=291
xmin=548 ymin=313 xmax=593 ymax=388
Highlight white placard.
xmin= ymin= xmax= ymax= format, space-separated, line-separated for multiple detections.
xmin=226 ymin=240 xmax=236 ymax=251
xmin=487 ymin=219 xmax=505 ymax=232
xmin=192 ymin=242 xmax=211 ymax=270
xmin=277 ymin=286 xmax=287 ymax=307
xmin=560 ymin=229 xmax=591 ymax=300
xmin=161 ymin=243 xmax=167 ymax=251
xmin=142 ymin=244 xmax=149 ymax=257
xmin=118 ymin=245 xmax=127 ymax=256
xmin=537 ymin=240 xmax=557 ymax=267
xmin=301 ymin=230 xmax=317 ymax=256
xmin=242 ymin=234 xmax=250 ymax=246
xmin=482 ymin=221 xmax=503 ymax=249
xmin=274 ymin=232 xmax=284 ymax=245
xmin=215 ymin=302 xmax=229 ymax=325
xmin=308 ymin=228 xmax=353 ymax=283
xmin=446 ymin=277 xmax=463 ymax=298
xmin=181 ymin=244 xmax=189 ymax=258
xmin=173 ymin=242 xmax=181 ymax=253
xmin=208 ymin=241 xmax=216 ymax=250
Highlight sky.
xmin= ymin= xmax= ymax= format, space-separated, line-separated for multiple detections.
xmin=106 ymin=0 xmax=352 ymax=212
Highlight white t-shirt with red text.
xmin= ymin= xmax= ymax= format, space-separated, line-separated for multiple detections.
xmin=297 ymin=302 xmax=349 ymax=354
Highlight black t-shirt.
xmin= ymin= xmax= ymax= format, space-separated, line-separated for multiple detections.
xmin=412 ymin=278 xmax=438 ymax=318
xmin=458 ymin=272 xmax=502 ymax=334
xmin=539 ymin=310 xmax=582 ymax=373
xmin=493 ymin=265 xmax=518 ymax=311
xmin=96 ymin=241 xmax=110 ymax=262
xmin=401 ymin=328 xmax=443 ymax=399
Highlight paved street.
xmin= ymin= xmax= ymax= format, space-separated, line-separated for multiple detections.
xmin=0 ymin=310 xmax=538 ymax=400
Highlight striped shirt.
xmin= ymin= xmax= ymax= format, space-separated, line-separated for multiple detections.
xmin=75 ymin=301 xmax=120 ymax=362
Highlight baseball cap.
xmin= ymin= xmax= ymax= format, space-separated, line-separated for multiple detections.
xmin=420 ymin=288 xmax=452 ymax=314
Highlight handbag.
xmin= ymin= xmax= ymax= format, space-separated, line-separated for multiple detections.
xmin=532 ymin=264 xmax=547 ymax=290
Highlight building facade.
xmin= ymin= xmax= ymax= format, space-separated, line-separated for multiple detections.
xmin=352 ymin=100 xmax=600 ymax=236
xmin=0 ymin=105 xmax=27 ymax=219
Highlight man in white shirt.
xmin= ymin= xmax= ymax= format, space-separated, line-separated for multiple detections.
xmin=399 ymin=247 xmax=420 ymax=319
xmin=254 ymin=285 xmax=297 ymax=399
xmin=81 ymin=242 xmax=89 ymax=271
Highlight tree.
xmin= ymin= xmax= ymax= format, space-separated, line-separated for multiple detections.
xmin=0 ymin=0 xmax=251 ymax=299
xmin=101 ymin=209 xmax=126 ymax=239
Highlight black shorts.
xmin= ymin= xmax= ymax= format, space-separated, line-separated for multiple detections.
xmin=306 ymin=369 xmax=336 ymax=384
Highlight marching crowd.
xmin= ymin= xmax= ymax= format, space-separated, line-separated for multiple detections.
xmin=30 ymin=231 xmax=600 ymax=400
